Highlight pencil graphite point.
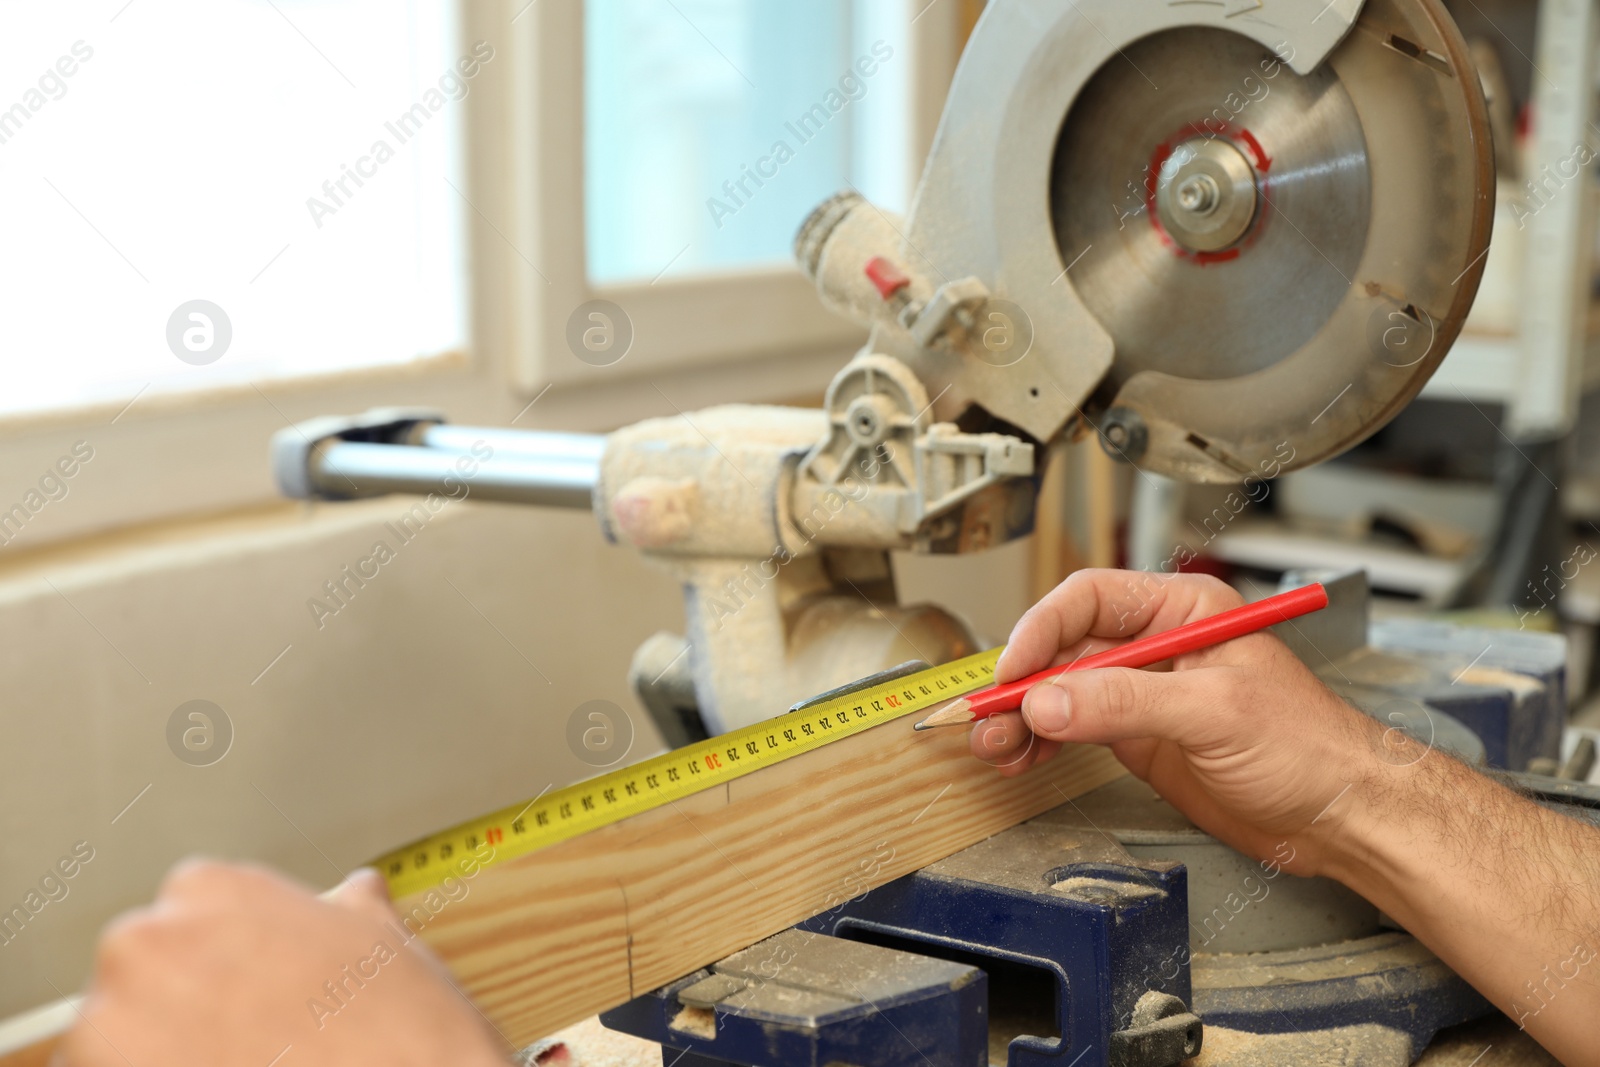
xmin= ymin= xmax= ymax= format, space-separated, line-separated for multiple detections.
xmin=912 ymin=697 xmax=976 ymax=731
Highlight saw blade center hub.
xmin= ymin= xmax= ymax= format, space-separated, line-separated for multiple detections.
xmin=1176 ymin=174 xmax=1219 ymax=215
xmin=1156 ymin=136 xmax=1259 ymax=254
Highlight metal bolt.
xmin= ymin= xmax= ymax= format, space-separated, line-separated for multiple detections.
xmin=1098 ymin=407 xmax=1148 ymax=464
xmin=1176 ymin=174 xmax=1219 ymax=216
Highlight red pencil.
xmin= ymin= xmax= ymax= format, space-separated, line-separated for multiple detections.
xmin=912 ymin=582 xmax=1329 ymax=730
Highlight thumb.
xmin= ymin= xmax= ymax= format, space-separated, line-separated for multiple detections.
xmin=1021 ymin=666 xmax=1224 ymax=748
xmin=327 ymin=867 xmax=393 ymax=913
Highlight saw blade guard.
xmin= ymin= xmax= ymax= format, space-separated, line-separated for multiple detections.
xmin=799 ymin=0 xmax=1493 ymax=486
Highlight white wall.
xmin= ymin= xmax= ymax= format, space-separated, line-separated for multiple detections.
xmin=0 ymin=498 xmax=687 ymax=1016
xmin=0 ymin=485 xmax=1032 ymax=1017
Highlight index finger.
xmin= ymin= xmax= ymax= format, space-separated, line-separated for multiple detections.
xmin=995 ymin=569 xmax=1244 ymax=683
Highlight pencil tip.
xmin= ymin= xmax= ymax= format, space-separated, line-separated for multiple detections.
xmin=912 ymin=699 xmax=975 ymax=731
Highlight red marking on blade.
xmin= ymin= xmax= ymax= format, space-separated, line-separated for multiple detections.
xmin=1236 ymin=129 xmax=1272 ymax=172
xmin=1143 ymin=121 xmax=1272 ymax=266
xmin=1144 ymin=140 xmax=1179 ymax=254
xmin=1193 ymin=247 xmax=1242 ymax=265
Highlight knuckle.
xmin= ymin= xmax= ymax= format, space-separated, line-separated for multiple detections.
xmin=1035 ymin=579 xmax=1071 ymax=615
xmin=1192 ymin=671 xmax=1251 ymax=738
xmin=96 ymin=909 xmax=165 ymax=976
xmin=1008 ymin=603 xmax=1043 ymax=640
xmin=1191 ymin=574 xmax=1244 ymax=608
xmin=1094 ymin=669 xmax=1143 ymax=723
xmin=1063 ymin=568 xmax=1102 ymax=591
xmin=163 ymin=858 xmax=279 ymax=903
xmin=1205 ymin=670 xmax=1249 ymax=715
xmin=160 ymin=856 xmax=230 ymax=896
xmin=1056 ymin=568 xmax=1104 ymax=605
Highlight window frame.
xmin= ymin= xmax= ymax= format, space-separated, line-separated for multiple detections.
xmin=0 ymin=0 xmax=962 ymax=552
xmin=504 ymin=0 xmax=963 ymax=391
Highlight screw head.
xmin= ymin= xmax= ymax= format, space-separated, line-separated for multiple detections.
xmin=1154 ymin=137 xmax=1259 ymax=253
xmin=1097 ymin=407 xmax=1149 ymax=464
xmin=1176 ymin=174 xmax=1220 ymax=216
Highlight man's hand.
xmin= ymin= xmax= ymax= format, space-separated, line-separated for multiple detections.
xmin=969 ymin=568 xmax=1382 ymax=875
xmin=979 ymin=569 xmax=1600 ymax=1066
xmin=63 ymin=861 xmax=507 ymax=1067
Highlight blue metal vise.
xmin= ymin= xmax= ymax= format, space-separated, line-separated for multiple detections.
xmin=599 ymin=929 xmax=989 ymax=1067
xmin=601 ymin=818 xmax=1201 ymax=1067
xmin=1279 ymin=569 xmax=1566 ymax=772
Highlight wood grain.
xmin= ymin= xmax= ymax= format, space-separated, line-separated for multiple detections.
xmin=0 ymin=722 xmax=1123 ymax=1058
xmin=426 ymin=721 xmax=1123 ymax=1045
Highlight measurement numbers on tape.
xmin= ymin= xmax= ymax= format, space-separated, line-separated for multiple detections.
xmin=374 ymin=648 xmax=1002 ymax=897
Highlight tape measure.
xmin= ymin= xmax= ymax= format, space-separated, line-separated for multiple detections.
xmin=373 ymin=647 xmax=1002 ymax=897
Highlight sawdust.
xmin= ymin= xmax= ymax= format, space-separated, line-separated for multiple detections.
xmin=1414 ymin=1016 xmax=1560 ymax=1065
xmin=668 ymin=1005 xmax=717 ymax=1041
xmin=531 ymin=1015 xmax=661 ymax=1067
xmin=1050 ymin=875 xmax=1165 ymax=902
xmin=1188 ymin=1023 xmax=1409 ymax=1066
xmin=527 ymin=1010 xmax=1557 ymax=1067
xmin=1187 ymin=1016 xmax=1558 ymax=1066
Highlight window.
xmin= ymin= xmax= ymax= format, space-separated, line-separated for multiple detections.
xmin=585 ymin=0 xmax=911 ymax=283
xmin=0 ymin=0 xmax=468 ymax=418
xmin=0 ymin=0 xmax=959 ymax=549
xmin=518 ymin=0 xmax=946 ymax=389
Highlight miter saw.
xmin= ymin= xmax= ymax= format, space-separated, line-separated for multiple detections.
xmin=272 ymin=0 xmax=1524 ymax=1063
xmin=276 ymin=0 xmax=1493 ymax=743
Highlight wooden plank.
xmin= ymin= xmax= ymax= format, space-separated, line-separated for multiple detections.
xmin=0 ymin=723 xmax=1123 ymax=1057
xmin=438 ymin=723 xmax=1123 ymax=1043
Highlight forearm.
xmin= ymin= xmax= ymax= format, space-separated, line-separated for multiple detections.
xmin=1320 ymin=738 xmax=1600 ymax=1064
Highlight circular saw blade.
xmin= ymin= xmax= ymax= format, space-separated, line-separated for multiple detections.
xmin=1050 ymin=0 xmax=1493 ymax=483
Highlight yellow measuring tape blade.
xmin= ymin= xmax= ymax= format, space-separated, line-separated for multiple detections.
xmin=374 ymin=647 xmax=1003 ymax=897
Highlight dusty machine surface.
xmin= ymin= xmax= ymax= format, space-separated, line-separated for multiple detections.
xmin=269 ymin=0 xmax=1527 ymax=1063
